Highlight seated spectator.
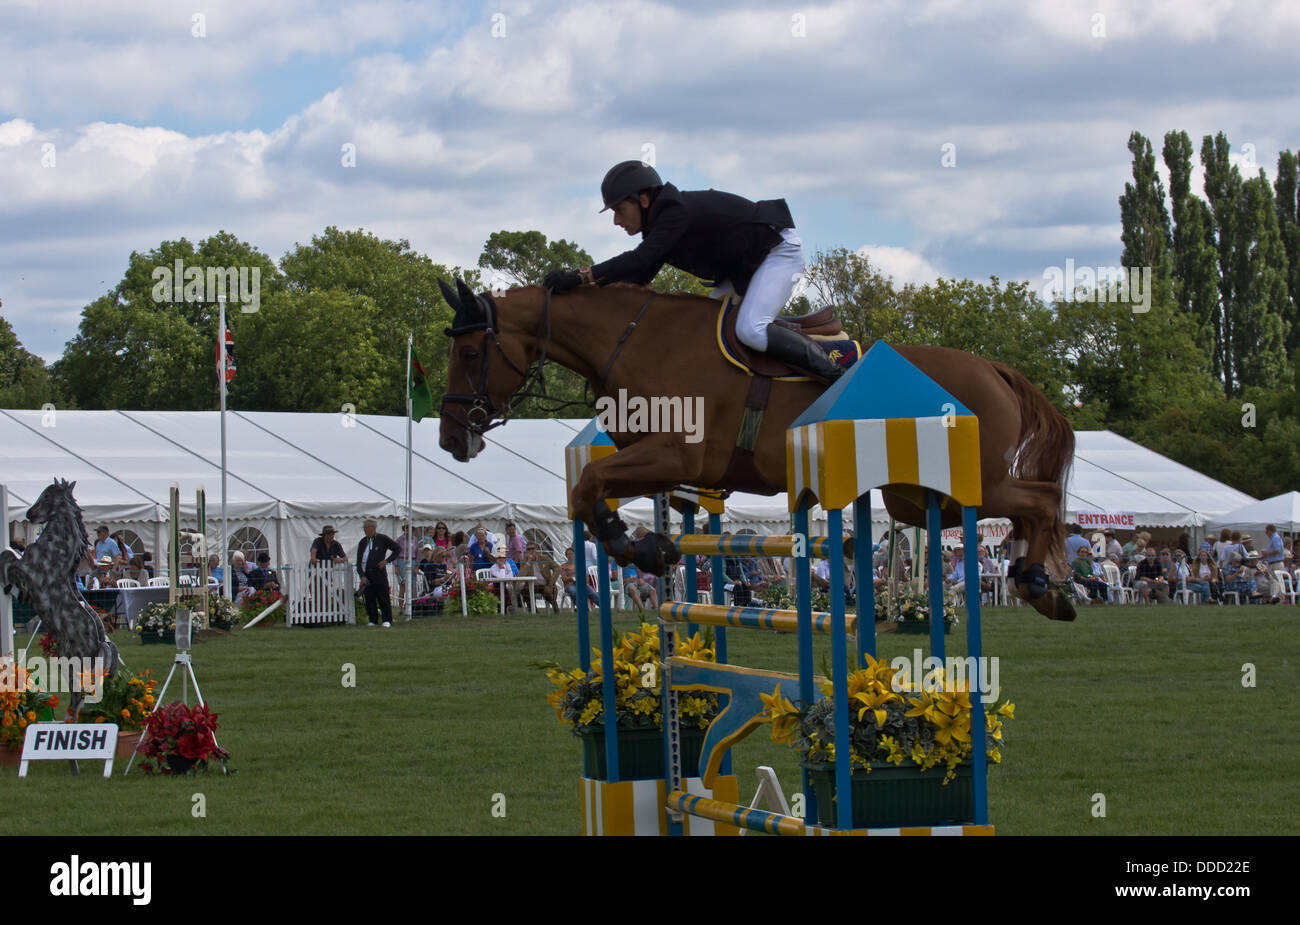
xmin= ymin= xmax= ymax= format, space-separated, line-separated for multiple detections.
xmin=207 ymin=553 xmax=223 ymax=584
xmin=1064 ymin=524 xmax=1090 ymax=561
xmin=469 ymin=529 xmax=495 ymax=571
xmin=1166 ymin=550 xmax=1193 ymax=601
xmin=1187 ymin=549 xmax=1219 ymax=603
xmin=126 ymin=556 xmax=149 ymax=585
xmin=619 ymin=562 xmax=659 ymax=612
xmin=1105 ymin=531 xmax=1122 ymax=561
xmin=418 ymin=547 xmax=456 ymax=611
xmin=724 ymin=556 xmax=753 ymax=607
xmin=488 ymin=547 xmax=516 ymax=612
xmin=229 ymin=551 xmax=252 ymax=604
xmin=1247 ymin=555 xmax=1272 ymax=603
xmin=1222 ymin=554 xmax=1251 ymax=599
xmin=1135 ymin=549 xmax=1171 ymax=603
xmin=1070 ymin=547 xmax=1108 ymax=603
xmin=248 ymin=552 xmax=280 ymax=592
xmin=560 ymin=547 xmax=599 ymax=607
xmin=521 ymin=542 xmax=560 ymax=612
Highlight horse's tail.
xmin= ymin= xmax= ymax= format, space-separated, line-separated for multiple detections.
xmin=990 ymin=361 xmax=1074 ymax=574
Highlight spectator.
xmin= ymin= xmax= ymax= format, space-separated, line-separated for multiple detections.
xmin=1176 ymin=532 xmax=1192 ymax=558
xmin=111 ymin=532 xmax=134 ymax=566
xmin=1187 ymin=550 xmax=1219 ymax=604
xmin=468 ymin=529 xmax=494 ymax=571
xmin=93 ymin=526 xmax=121 ymax=564
xmin=431 ymin=522 xmax=452 ymax=549
xmin=520 ymin=542 xmax=561 ymax=612
xmin=1221 ymin=553 xmax=1250 ymax=600
xmin=126 ymin=555 xmax=149 ymax=585
xmin=356 ymin=518 xmax=401 ymax=627
xmin=1105 ymin=531 xmax=1122 ymax=560
xmin=724 ymin=556 xmax=753 ymax=606
xmin=1064 ymin=524 xmax=1090 ymax=561
xmin=230 ymin=551 xmax=252 ymax=604
xmin=1070 ymin=547 xmax=1108 ymax=603
xmin=207 ymin=553 xmax=223 ymax=584
xmin=419 ymin=547 xmax=456 ymax=611
xmin=310 ymin=526 xmax=347 ymax=566
xmin=1135 ymin=549 xmax=1170 ymax=603
xmin=1213 ymin=528 xmax=1233 ymax=569
xmin=504 ymin=522 xmax=528 ymax=564
xmin=450 ymin=531 xmax=471 ymax=567
xmin=1166 ymin=550 xmax=1192 ymax=600
xmin=561 ymin=547 xmax=599 ymax=607
xmin=248 ymin=552 xmax=280 ymax=592
xmin=1121 ymin=532 xmax=1140 ymax=558
xmin=7 ymin=530 xmax=24 ymax=553
xmin=1263 ymin=524 xmax=1285 ymax=603
xmin=944 ymin=546 xmax=967 ymax=588
xmin=583 ymin=530 xmax=599 ymax=569
xmin=1247 ymin=554 xmax=1270 ymax=603
xmin=619 ymin=562 xmax=659 ymax=612
xmin=489 ymin=546 xmax=517 ymax=612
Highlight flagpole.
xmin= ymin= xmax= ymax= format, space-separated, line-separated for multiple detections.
xmin=219 ymin=296 xmax=230 ymax=600
xmin=405 ymin=333 xmax=414 ymax=620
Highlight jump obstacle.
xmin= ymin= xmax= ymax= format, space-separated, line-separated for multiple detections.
xmin=564 ymin=341 xmax=995 ymax=836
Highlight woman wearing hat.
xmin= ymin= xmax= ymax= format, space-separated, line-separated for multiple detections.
xmin=543 ymin=161 xmax=843 ymax=383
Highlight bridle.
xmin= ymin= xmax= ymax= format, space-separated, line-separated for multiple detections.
xmin=440 ymin=284 xmax=656 ymax=439
xmin=440 ymin=287 xmax=559 ymax=438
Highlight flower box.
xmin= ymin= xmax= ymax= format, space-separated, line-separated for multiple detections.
xmin=802 ymin=760 xmax=974 ymax=829
xmin=897 ymin=619 xmax=952 ymax=635
xmin=140 ymin=629 xmax=175 ymax=645
xmin=579 ymin=726 xmax=706 ymax=782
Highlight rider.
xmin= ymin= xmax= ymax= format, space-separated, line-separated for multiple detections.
xmin=542 ymin=161 xmax=843 ymax=383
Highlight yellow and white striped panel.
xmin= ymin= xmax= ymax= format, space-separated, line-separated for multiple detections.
xmin=805 ymin=824 xmax=995 ymax=836
xmin=580 ymin=776 xmax=740 ymax=836
xmin=786 ymin=416 xmax=981 ymax=512
xmin=564 ymin=443 xmax=618 ymax=519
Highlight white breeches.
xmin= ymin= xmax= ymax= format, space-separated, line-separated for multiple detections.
xmin=710 ymin=227 xmax=805 ymax=351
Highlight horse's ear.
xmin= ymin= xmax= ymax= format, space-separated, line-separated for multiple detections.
xmin=455 ymin=278 xmax=483 ymax=323
xmin=438 ymin=278 xmax=461 ymax=313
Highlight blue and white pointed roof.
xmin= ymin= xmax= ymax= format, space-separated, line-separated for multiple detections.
xmin=786 ymin=341 xmax=982 ymax=511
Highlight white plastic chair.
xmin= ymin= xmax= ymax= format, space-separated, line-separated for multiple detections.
xmin=116 ymin=578 xmax=141 ymax=588
xmin=1172 ymin=578 xmax=1201 ymax=605
xmin=1102 ymin=564 xmax=1133 ymax=604
xmin=474 ymin=568 xmax=492 ymax=582
xmin=147 ymin=577 xmax=170 ymax=587
xmin=178 ymin=574 xmax=197 ymax=587
xmin=1275 ymin=570 xmax=1297 ymax=605
xmin=587 ymin=565 xmax=624 ymax=610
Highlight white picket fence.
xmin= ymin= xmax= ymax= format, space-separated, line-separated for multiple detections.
xmin=280 ymin=564 xmax=356 ymax=626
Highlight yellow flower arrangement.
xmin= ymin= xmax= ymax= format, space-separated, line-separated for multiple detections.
xmin=758 ymin=654 xmax=1014 ymax=783
xmin=540 ymin=623 xmax=719 ymax=732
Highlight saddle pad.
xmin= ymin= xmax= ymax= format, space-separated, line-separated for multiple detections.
xmin=716 ymin=296 xmax=861 ymax=381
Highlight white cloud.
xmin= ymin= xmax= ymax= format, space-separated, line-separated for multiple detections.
xmin=854 ymin=245 xmax=944 ymax=286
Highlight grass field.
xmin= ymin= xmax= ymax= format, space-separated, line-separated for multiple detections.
xmin=1 ymin=603 xmax=1296 ymax=836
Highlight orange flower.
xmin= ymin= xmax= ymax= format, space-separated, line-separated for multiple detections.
xmin=120 ymin=709 xmax=130 ymax=719
xmin=48 ymin=695 xmax=59 ymax=708
xmin=25 ymin=711 xmax=36 ymax=721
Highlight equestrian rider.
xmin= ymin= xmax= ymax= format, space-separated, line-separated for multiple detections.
xmin=542 ymin=161 xmax=843 ymax=383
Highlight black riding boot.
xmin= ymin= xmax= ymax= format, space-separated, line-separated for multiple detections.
xmin=763 ymin=323 xmax=844 ymax=383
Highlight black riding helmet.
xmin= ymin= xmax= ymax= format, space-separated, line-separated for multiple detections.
xmin=599 ymin=160 xmax=662 ymax=212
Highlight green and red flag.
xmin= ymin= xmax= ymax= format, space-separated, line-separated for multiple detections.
xmin=409 ymin=346 xmax=434 ymax=422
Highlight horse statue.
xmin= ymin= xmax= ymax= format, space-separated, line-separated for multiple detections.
xmin=436 ymin=279 xmax=1077 ymax=622
xmin=1 ymin=479 xmax=122 ymax=714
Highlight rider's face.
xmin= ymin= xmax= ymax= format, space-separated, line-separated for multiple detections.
xmin=612 ymin=194 xmax=649 ymax=235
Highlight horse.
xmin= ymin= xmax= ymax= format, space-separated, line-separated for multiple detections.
xmin=436 ymin=278 xmax=1077 ymax=621
xmin=0 ymin=479 xmax=122 ymax=714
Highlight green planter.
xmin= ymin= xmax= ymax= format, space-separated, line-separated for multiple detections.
xmin=579 ymin=726 xmax=706 ymax=781
xmin=896 ymin=619 xmax=952 ymax=635
xmin=140 ymin=629 xmax=175 ymax=645
xmin=802 ymin=760 xmax=974 ymax=829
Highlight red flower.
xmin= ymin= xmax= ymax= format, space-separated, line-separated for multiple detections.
xmin=177 ymin=732 xmax=212 ymax=759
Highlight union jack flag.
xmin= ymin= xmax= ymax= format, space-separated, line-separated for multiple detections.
xmin=216 ymin=328 xmax=236 ymax=382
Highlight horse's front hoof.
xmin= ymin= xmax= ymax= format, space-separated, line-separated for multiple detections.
xmin=1047 ymin=592 xmax=1077 ymax=622
xmin=631 ymin=533 xmax=673 ymax=576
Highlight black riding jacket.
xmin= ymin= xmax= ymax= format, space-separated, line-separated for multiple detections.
xmin=590 ymin=184 xmax=794 ymax=296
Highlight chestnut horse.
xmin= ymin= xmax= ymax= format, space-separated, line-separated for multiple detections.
xmin=437 ymin=279 xmax=1076 ymax=621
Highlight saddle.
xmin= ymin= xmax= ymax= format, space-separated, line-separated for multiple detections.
xmin=717 ymin=296 xmax=861 ymax=380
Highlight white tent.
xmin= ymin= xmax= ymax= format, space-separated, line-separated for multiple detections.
xmin=0 ymin=411 xmax=1259 ymax=567
xmin=1205 ymin=491 xmax=1300 ymax=535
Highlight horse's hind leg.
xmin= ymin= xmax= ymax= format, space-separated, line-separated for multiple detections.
xmin=982 ymin=475 xmax=1076 ymax=622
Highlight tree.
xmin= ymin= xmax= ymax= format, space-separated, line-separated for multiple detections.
xmin=799 ymin=247 xmax=901 ymax=344
xmin=1229 ymin=173 xmax=1290 ymax=390
xmin=1274 ymin=150 xmax=1300 ymax=354
xmin=476 ymin=230 xmax=591 ymax=287
xmin=53 ymin=232 xmax=280 ymax=410
xmin=1163 ymin=130 xmax=1221 ymax=383
xmin=278 ymin=227 xmax=456 ymax=415
xmin=0 ymin=315 xmax=56 ymax=408
xmin=1119 ymin=132 xmax=1173 ymax=279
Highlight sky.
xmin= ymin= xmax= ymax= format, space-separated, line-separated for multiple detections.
xmin=2 ymin=0 xmax=1297 ymax=363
